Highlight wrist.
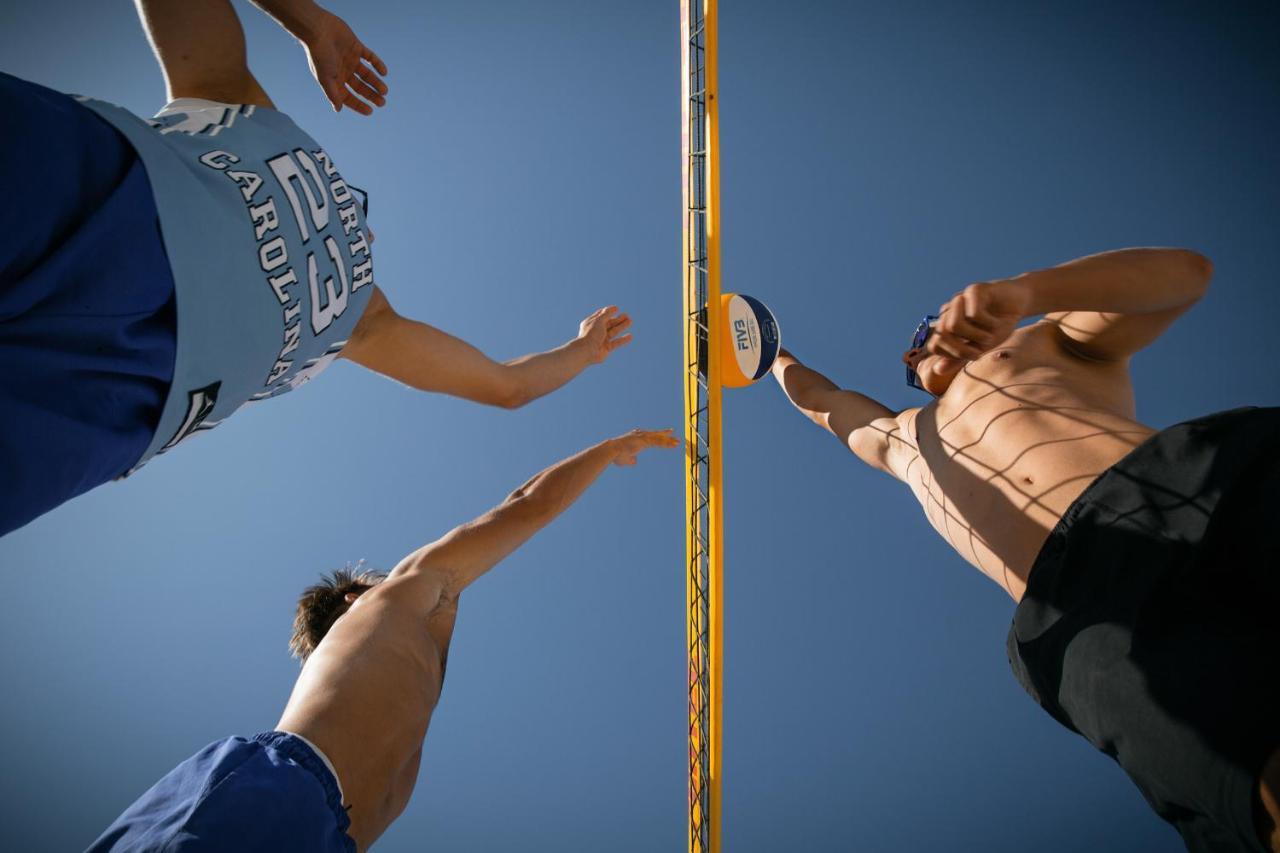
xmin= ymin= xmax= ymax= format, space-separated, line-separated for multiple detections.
xmin=997 ymin=274 xmax=1045 ymax=318
xmin=566 ymin=334 xmax=594 ymax=367
xmin=599 ymin=437 xmax=624 ymax=462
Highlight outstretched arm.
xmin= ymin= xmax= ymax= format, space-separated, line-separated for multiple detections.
xmin=927 ymin=248 xmax=1212 ymax=364
xmin=771 ymin=349 xmax=907 ymax=477
xmin=135 ymin=0 xmax=274 ymax=107
xmin=390 ymin=429 xmax=679 ymax=605
xmin=275 ymin=429 xmax=676 ymax=846
xmin=341 ymin=286 xmax=632 ymax=409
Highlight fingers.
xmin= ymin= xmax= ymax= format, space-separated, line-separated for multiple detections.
xmin=930 ymin=285 xmax=1002 ymax=358
xmin=936 ymin=312 xmax=994 ymax=351
xmin=324 ymin=80 xmax=346 ymax=112
xmin=927 ymin=329 xmax=983 ymax=360
xmin=341 ymin=90 xmax=375 ymax=117
xmin=611 ymin=428 xmax=679 ymax=467
xmin=362 ymin=46 xmax=388 ymax=77
xmin=657 ymin=431 xmax=681 ymax=448
xmin=355 ymin=61 xmax=389 ymax=97
xmin=635 ymin=428 xmax=680 ymax=449
xmin=346 ymin=79 xmax=385 ymax=110
xmin=338 ymin=44 xmax=388 ymax=116
xmin=604 ymin=313 xmax=632 ymax=351
xmin=584 ymin=306 xmax=626 ymax=334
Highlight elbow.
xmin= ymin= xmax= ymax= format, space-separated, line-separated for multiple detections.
xmin=501 ymin=490 xmax=554 ymax=524
xmin=493 ymin=383 xmax=529 ymax=410
xmin=488 ymin=371 xmax=529 ymax=410
xmin=847 ymin=425 xmax=893 ymax=475
xmin=1180 ymin=249 xmax=1214 ymax=299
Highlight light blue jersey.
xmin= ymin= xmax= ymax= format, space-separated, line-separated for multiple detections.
xmin=77 ymin=97 xmax=375 ymax=468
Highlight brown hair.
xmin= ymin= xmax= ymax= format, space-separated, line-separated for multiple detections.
xmin=289 ymin=566 xmax=387 ymax=663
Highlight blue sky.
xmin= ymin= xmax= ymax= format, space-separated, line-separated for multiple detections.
xmin=2 ymin=1 xmax=1278 ymax=851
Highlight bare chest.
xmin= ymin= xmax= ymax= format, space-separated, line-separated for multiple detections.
xmin=895 ymin=330 xmax=1154 ymax=596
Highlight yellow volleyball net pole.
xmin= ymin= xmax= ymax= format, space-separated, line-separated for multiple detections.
xmin=681 ymin=0 xmax=724 ymax=850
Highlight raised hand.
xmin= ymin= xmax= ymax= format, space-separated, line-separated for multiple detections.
xmin=303 ymin=8 xmax=388 ymax=115
xmin=576 ymin=306 xmax=633 ymax=365
xmin=927 ymin=280 xmax=1032 ymax=361
xmin=609 ymin=429 xmax=680 ymax=467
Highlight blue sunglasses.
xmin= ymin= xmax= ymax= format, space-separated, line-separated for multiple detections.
xmin=906 ymin=315 xmax=938 ymax=390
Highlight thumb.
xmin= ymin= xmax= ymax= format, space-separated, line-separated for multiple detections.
xmin=324 ymin=78 xmax=345 ymax=112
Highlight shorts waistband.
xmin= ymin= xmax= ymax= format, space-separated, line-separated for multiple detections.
xmin=1022 ymin=405 xmax=1279 ymax=601
xmin=253 ymin=731 xmax=348 ymax=823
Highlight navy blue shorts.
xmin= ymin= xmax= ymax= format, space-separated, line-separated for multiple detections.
xmin=88 ymin=731 xmax=356 ymax=852
xmin=0 ymin=72 xmax=176 ymax=537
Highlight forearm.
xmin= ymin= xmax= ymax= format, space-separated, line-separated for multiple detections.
xmin=772 ymin=351 xmax=889 ymax=429
xmin=1011 ymin=248 xmax=1212 ymax=317
xmin=345 ymin=291 xmax=595 ymax=408
xmin=388 ymin=428 xmax=672 ymax=602
xmin=504 ymin=439 xmax=616 ymax=519
xmin=248 ymin=0 xmax=323 ymax=41
xmin=501 ymin=339 xmax=593 ymax=408
xmin=415 ymin=440 xmax=617 ymax=595
xmin=772 ymin=350 xmax=839 ymax=414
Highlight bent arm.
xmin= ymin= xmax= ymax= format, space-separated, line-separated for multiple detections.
xmin=135 ymin=0 xmax=275 ymax=107
xmin=771 ymin=350 xmax=905 ymax=476
xmin=1030 ymin=248 xmax=1212 ymax=361
xmin=342 ymin=287 xmax=599 ymax=409
xmin=931 ymin=248 xmax=1212 ymax=364
xmin=952 ymin=247 xmax=1208 ymax=363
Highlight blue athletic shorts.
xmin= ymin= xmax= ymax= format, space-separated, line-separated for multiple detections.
xmin=88 ymin=731 xmax=356 ymax=852
xmin=0 ymin=72 xmax=176 ymax=537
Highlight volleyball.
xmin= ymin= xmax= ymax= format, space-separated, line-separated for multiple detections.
xmin=718 ymin=293 xmax=780 ymax=387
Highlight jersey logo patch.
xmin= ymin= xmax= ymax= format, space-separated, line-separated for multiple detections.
xmin=161 ymin=381 xmax=223 ymax=453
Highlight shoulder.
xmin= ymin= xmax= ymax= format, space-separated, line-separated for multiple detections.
xmin=369 ymin=560 xmax=452 ymax=617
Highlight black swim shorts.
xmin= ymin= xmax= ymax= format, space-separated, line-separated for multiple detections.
xmin=1008 ymin=406 xmax=1280 ymax=852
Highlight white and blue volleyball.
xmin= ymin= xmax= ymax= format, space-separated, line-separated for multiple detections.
xmin=719 ymin=293 xmax=781 ymax=387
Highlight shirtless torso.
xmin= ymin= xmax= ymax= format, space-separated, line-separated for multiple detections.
xmin=772 ymin=249 xmax=1215 ymax=600
xmin=886 ymin=321 xmax=1154 ymax=599
xmin=278 ymin=575 xmax=453 ymax=848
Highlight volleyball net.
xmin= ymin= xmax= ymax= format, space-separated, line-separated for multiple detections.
xmin=681 ymin=0 xmax=723 ymax=850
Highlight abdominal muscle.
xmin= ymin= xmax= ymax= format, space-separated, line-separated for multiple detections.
xmin=891 ymin=326 xmax=1155 ymax=600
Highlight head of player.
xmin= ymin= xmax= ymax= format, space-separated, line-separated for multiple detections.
xmin=289 ymin=567 xmax=387 ymax=662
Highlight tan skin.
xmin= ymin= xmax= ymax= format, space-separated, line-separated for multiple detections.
xmin=274 ymin=430 xmax=679 ymax=850
xmin=136 ymin=0 xmax=633 ymax=410
xmin=773 ymin=247 xmax=1278 ymax=850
